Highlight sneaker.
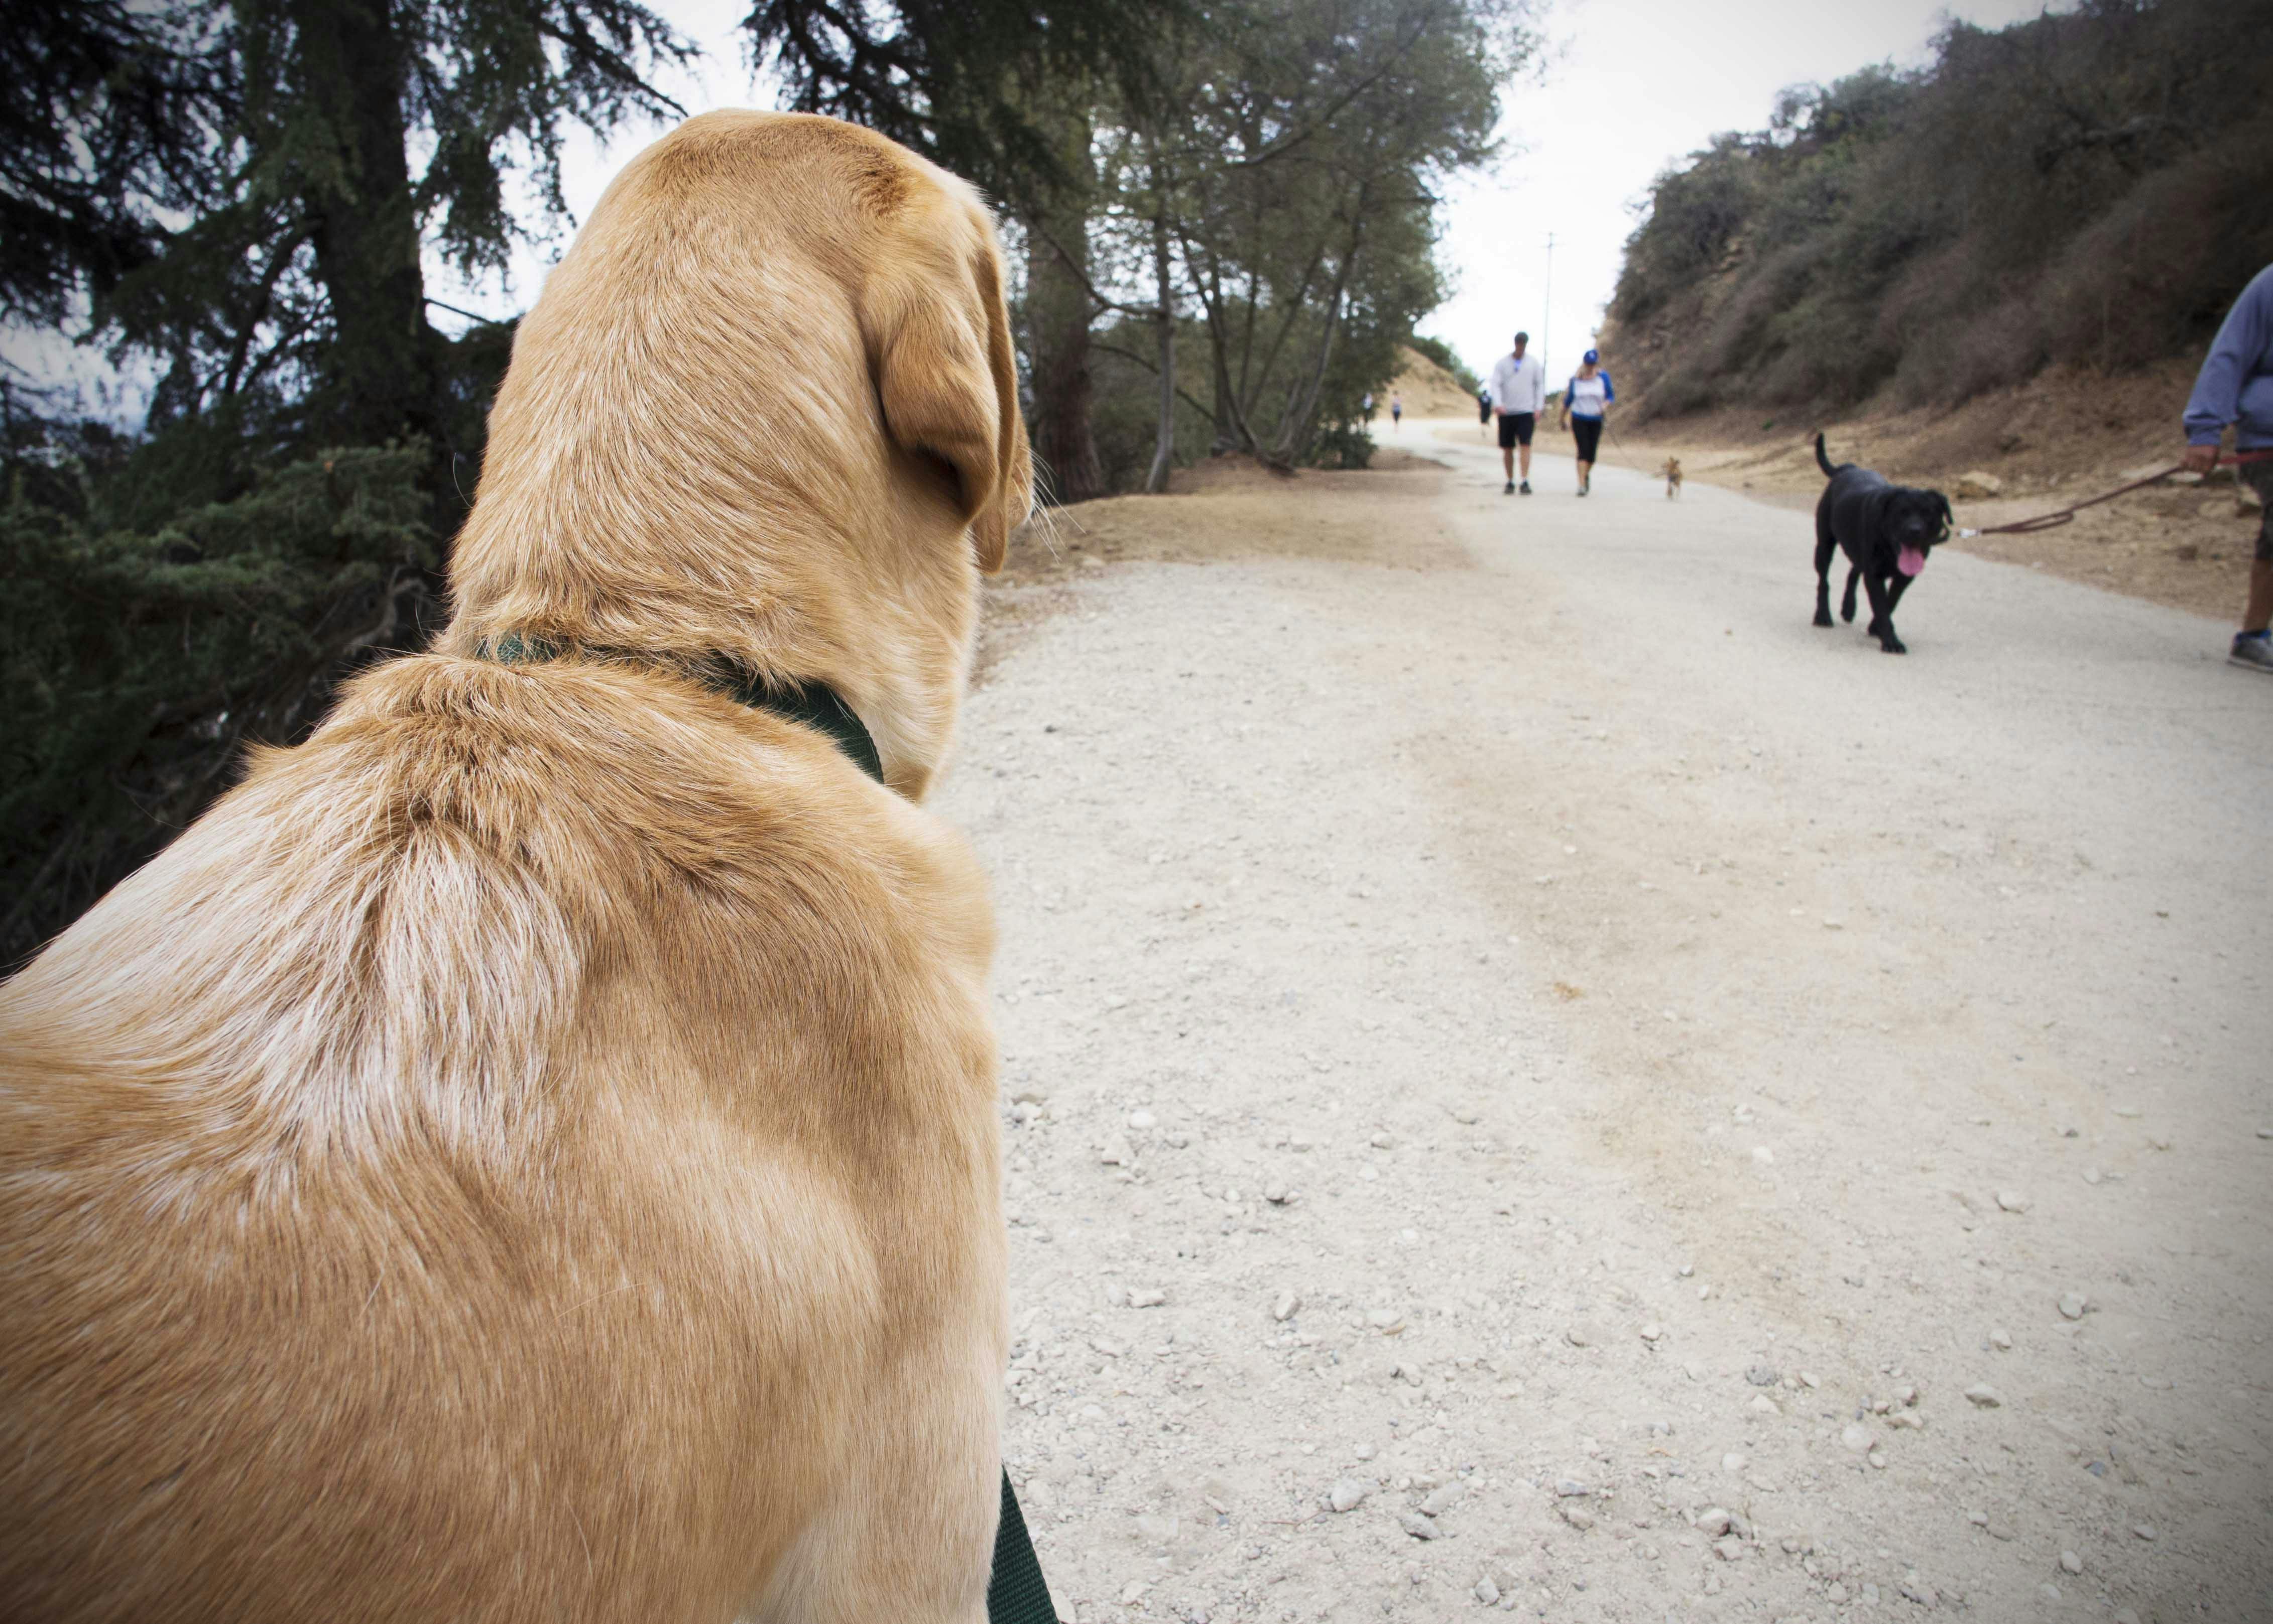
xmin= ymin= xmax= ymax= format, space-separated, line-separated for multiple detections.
xmin=1503 ymin=480 xmax=1514 ymax=495
xmin=1576 ymin=485 xmax=1588 ymax=498
xmin=1519 ymin=480 xmax=1531 ymax=495
xmin=2232 ymin=631 xmax=2273 ymax=674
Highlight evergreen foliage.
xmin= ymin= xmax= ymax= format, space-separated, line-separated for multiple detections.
xmin=1 ymin=443 xmax=431 ymax=951
xmin=3 ymin=0 xmax=690 ymax=963
xmin=746 ymin=0 xmax=1175 ymax=203
xmin=0 ymin=2 xmax=233 ymax=331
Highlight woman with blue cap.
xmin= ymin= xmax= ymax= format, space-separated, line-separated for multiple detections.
xmin=1558 ymin=349 xmax=1614 ymax=496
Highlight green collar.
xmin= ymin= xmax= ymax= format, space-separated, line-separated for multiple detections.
xmin=482 ymin=633 xmax=885 ymax=785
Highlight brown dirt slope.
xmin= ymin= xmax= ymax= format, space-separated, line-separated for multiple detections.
xmin=1386 ymin=345 xmax=1475 ymax=419
xmin=1588 ymin=360 xmax=2261 ymax=622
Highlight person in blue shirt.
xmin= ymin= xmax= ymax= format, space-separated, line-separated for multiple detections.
xmin=1558 ymin=350 xmax=1614 ymax=496
xmin=2184 ymin=263 xmax=2273 ymax=673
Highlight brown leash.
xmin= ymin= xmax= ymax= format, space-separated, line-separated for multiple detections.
xmin=1957 ymin=446 xmax=2273 ymax=538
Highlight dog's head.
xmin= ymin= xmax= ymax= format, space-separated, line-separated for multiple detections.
xmin=1883 ymin=486 xmax=1954 ymax=578
xmin=444 ymin=111 xmax=1032 ymax=797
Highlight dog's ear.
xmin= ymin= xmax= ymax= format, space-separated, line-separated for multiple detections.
xmin=1932 ymin=492 xmax=1953 ymax=537
xmin=861 ymin=208 xmax=1033 ymax=574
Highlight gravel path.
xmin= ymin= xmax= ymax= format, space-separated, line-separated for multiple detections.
xmin=935 ymin=421 xmax=2273 ymax=1624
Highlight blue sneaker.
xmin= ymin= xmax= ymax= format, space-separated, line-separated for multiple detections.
xmin=2232 ymin=631 xmax=2273 ymax=674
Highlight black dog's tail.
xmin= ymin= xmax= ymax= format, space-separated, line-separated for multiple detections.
xmin=1813 ymin=432 xmax=1838 ymax=479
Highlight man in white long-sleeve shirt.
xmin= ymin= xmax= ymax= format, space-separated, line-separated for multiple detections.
xmin=1487 ymin=332 xmax=1546 ymax=495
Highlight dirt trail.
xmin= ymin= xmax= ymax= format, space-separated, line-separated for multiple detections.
xmin=939 ymin=422 xmax=2273 ymax=1624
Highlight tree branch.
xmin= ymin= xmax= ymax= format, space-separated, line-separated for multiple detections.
xmin=1027 ymin=222 xmax=1163 ymax=318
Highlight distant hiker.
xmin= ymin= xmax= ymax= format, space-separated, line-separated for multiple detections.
xmin=1390 ymin=391 xmax=1403 ymax=431
xmin=1559 ymin=349 xmax=1614 ymax=496
xmin=1362 ymin=391 xmax=1375 ymax=419
xmin=1489 ymin=331 xmax=1545 ymax=495
xmin=2184 ymin=262 xmax=2273 ymax=673
xmin=1478 ymin=387 xmax=1492 ymax=440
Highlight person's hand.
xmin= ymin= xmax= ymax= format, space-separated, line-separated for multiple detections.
xmin=2182 ymin=442 xmax=2219 ymax=475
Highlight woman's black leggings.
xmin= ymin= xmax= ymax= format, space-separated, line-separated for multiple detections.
xmin=1571 ymin=415 xmax=1603 ymax=464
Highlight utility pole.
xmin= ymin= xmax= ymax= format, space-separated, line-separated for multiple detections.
xmin=1542 ymin=231 xmax=1554 ymax=380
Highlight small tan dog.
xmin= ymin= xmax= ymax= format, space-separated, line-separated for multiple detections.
xmin=1 ymin=111 xmax=1030 ymax=1623
xmin=1661 ymin=456 xmax=1684 ymax=498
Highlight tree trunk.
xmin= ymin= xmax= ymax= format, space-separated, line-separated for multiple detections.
xmin=1207 ymin=305 xmax=1239 ymax=453
xmin=1277 ymin=215 xmax=1365 ymax=461
xmin=287 ymin=0 xmax=445 ymax=458
xmin=277 ymin=0 xmax=451 ymax=691
xmin=1022 ymin=101 xmax=1104 ymax=504
xmin=1144 ymin=207 xmax=1175 ymax=495
xmin=1026 ymin=226 xmax=1103 ymax=502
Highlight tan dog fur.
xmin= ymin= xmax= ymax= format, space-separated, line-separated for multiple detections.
xmin=1661 ymin=457 xmax=1683 ymax=499
xmin=0 ymin=110 xmax=1031 ymax=1624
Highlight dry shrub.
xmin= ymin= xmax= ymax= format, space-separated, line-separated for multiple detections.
xmin=1871 ymin=240 xmax=1982 ymax=371
xmin=1641 ymin=372 xmax=1717 ymax=420
xmin=2040 ymin=131 xmax=2273 ymax=368
xmin=1891 ymin=295 xmax=2047 ymax=407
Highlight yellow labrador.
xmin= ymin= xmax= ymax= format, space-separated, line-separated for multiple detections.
xmin=1 ymin=110 xmax=1030 ymax=1623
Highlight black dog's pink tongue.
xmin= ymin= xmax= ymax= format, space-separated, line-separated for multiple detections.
xmin=1898 ymin=545 xmax=1926 ymax=577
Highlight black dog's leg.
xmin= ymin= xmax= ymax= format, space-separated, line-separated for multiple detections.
xmin=1840 ymin=565 xmax=1860 ymax=624
xmin=1813 ymin=521 xmax=1838 ymax=627
xmin=1862 ymin=572 xmax=1905 ymax=654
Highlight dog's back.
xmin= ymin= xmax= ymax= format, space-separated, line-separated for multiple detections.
xmin=1814 ymin=433 xmax=1891 ymax=520
xmin=0 ymin=654 xmax=1004 ymax=1620
xmin=2 ymin=111 xmax=1024 ymax=1624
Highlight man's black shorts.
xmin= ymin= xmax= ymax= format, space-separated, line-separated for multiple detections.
xmin=1497 ymin=411 xmax=1535 ymax=450
xmin=2247 ymin=458 xmax=2273 ymax=562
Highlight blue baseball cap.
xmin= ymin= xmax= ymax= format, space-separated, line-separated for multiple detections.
xmin=1582 ymin=348 xmax=1600 ymax=365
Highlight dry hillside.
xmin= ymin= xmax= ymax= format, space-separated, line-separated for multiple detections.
xmin=1385 ymin=345 xmax=1476 ymax=420
xmin=1602 ymin=2 xmax=2270 ymax=424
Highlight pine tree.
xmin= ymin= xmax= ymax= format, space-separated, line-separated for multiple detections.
xmin=3 ymin=0 xmax=694 ymax=962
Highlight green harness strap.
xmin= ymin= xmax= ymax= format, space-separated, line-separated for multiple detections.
xmin=481 ymin=634 xmax=1055 ymax=1621
xmin=483 ymin=633 xmax=884 ymax=784
xmin=989 ymin=1468 xmax=1058 ymax=1624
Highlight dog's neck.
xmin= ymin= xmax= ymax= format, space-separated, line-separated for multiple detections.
xmin=478 ymin=633 xmax=885 ymax=784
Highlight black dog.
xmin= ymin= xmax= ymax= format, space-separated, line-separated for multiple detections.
xmin=1812 ymin=433 xmax=1952 ymax=654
